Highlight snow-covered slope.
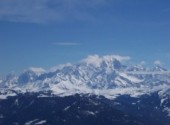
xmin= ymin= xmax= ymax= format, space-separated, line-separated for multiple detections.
xmin=1 ymin=54 xmax=170 ymax=99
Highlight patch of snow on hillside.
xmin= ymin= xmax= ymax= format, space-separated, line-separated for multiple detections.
xmin=35 ymin=120 xmax=47 ymax=125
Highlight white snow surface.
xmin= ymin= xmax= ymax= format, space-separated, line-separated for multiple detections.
xmin=35 ymin=120 xmax=47 ymax=125
xmin=25 ymin=119 xmax=47 ymax=125
xmin=25 ymin=119 xmax=39 ymax=125
xmin=1 ymin=54 xmax=170 ymax=100
xmin=163 ymin=107 xmax=170 ymax=116
xmin=119 ymin=72 xmax=143 ymax=83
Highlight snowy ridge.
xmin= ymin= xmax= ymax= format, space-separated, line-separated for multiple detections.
xmin=0 ymin=54 xmax=170 ymax=99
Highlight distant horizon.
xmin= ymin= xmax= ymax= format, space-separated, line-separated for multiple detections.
xmin=0 ymin=54 xmax=170 ymax=79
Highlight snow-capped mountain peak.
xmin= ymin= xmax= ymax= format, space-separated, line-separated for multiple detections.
xmin=1 ymin=54 xmax=170 ymax=100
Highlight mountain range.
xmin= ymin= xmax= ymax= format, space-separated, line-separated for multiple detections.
xmin=0 ymin=55 xmax=170 ymax=125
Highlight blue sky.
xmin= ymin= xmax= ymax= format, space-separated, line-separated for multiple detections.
xmin=0 ymin=0 xmax=170 ymax=76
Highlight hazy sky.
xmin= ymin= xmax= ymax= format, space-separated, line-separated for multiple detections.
xmin=0 ymin=0 xmax=170 ymax=75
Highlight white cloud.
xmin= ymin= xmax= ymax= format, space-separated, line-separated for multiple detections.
xmin=52 ymin=42 xmax=80 ymax=46
xmin=81 ymin=54 xmax=131 ymax=67
xmin=0 ymin=0 xmax=107 ymax=23
xmin=154 ymin=60 xmax=162 ymax=66
xmin=82 ymin=55 xmax=103 ymax=67
xmin=103 ymin=55 xmax=131 ymax=62
xmin=49 ymin=63 xmax=72 ymax=72
xmin=140 ymin=61 xmax=147 ymax=65
xmin=29 ymin=67 xmax=46 ymax=75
